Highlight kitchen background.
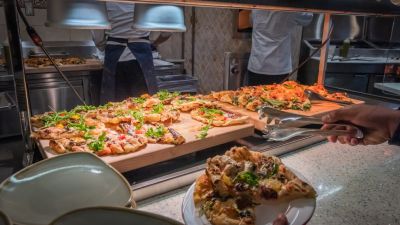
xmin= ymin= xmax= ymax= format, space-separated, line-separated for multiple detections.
xmin=0 ymin=3 xmax=303 ymax=93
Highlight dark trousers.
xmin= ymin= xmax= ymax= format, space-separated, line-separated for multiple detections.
xmin=115 ymin=60 xmax=148 ymax=102
xmin=247 ymin=71 xmax=288 ymax=86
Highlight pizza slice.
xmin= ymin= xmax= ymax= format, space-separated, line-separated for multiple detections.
xmin=191 ymin=107 xmax=248 ymax=127
xmin=153 ymin=89 xmax=180 ymax=104
xmin=171 ymin=95 xmax=215 ymax=112
xmin=48 ymin=130 xmax=148 ymax=156
xmin=194 ymin=146 xmax=316 ymax=225
xmin=194 ymin=174 xmax=256 ymax=225
xmin=143 ymin=103 xmax=180 ymax=124
xmin=143 ymin=124 xmax=185 ymax=145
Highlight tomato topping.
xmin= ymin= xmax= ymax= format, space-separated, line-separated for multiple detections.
xmin=119 ymin=134 xmax=126 ymax=140
xmin=135 ymin=130 xmax=143 ymax=134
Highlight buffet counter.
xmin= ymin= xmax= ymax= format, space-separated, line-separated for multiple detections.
xmin=137 ymin=142 xmax=400 ymax=224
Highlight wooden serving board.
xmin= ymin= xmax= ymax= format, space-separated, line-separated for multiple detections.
xmin=37 ymin=113 xmax=254 ymax=173
xmin=25 ymin=59 xmax=103 ymax=74
xmin=216 ymin=98 xmax=364 ymax=131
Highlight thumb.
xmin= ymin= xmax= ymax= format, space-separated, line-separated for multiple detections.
xmin=322 ymin=108 xmax=351 ymax=123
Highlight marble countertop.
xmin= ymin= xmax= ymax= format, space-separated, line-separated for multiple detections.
xmin=137 ymin=142 xmax=400 ymax=224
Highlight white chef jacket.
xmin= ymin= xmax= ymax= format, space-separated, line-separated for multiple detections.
xmin=248 ymin=10 xmax=313 ymax=75
xmin=92 ymin=3 xmax=151 ymax=62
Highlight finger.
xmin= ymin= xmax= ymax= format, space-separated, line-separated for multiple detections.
xmin=273 ymin=213 xmax=288 ymax=225
xmin=327 ymin=135 xmax=337 ymax=143
xmin=321 ymin=124 xmax=336 ymax=130
xmin=338 ymin=136 xmax=347 ymax=144
xmin=321 ymin=106 xmax=355 ymax=123
xmin=350 ymin=138 xmax=359 ymax=146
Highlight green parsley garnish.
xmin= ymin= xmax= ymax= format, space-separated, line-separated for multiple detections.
xmin=156 ymin=90 xmax=180 ymax=101
xmin=42 ymin=111 xmax=70 ymax=127
xmin=88 ymin=132 xmax=107 ymax=151
xmin=67 ymin=117 xmax=95 ymax=140
xmin=196 ymin=123 xmax=211 ymax=139
xmin=235 ymin=171 xmax=259 ymax=187
xmin=71 ymin=105 xmax=97 ymax=113
xmin=132 ymin=97 xmax=146 ymax=104
xmin=130 ymin=110 xmax=144 ymax=128
xmin=145 ymin=125 xmax=166 ymax=138
xmin=199 ymin=107 xmax=223 ymax=119
xmin=152 ymin=103 xmax=164 ymax=114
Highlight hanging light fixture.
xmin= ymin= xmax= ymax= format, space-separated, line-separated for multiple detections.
xmin=132 ymin=4 xmax=186 ymax=32
xmin=45 ymin=0 xmax=110 ymax=29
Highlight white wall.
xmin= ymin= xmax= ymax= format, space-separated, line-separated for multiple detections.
xmin=0 ymin=7 xmax=93 ymax=43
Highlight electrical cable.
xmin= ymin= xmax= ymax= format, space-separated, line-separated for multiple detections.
xmin=281 ymin=23 xmax=334 ymax=83
xmin=16 ymin=3 xmax=86 ymax=105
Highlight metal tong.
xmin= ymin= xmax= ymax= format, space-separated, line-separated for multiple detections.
xmin=258 ymin=106 xmax=364 ymax=141
xmin=304 ymin=89 xmax=354 ymax=105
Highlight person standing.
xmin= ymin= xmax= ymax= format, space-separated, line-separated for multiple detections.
xmin=94 ymin=2 xmax=171 ymax=104
xmin=247 ymin=10 xmax=313 ymax=85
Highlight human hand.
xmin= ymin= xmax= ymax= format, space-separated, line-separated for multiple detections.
xmin=272 ymin=213 xmax=288 ymax=225
xmin=321 ymin=104 xmax=400 ymax=145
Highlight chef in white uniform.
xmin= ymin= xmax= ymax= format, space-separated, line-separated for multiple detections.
xmin=94 ymin=3 xmax=171 ymax=104
xmin=247 ymin=10 xmax=313 ymax=85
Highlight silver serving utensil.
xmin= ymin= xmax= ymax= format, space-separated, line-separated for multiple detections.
xmin=305 ymin=89 xmax=353 ymax=105
xmin=263 ymin=127 xmax=364 ymax=142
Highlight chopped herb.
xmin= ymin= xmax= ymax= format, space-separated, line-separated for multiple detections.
xmin=152 ymin=103 xmax=164 ymax=114
xmin=262 ymin=99 xmax=286 ymax=109
xmin=145 ymin=125 xmax=166 ymax=139
xmin=235 ymin=171 xmax=259 ymax=187
xmin=266 ymin=164 xmax=279 ymax=178
xmin=156 ymin=90 xmax=180 ymax=101
xmin=132 ymin=97 xmax=146 ymax=104
xmin=130 ymin=110 xmax=144 ymax=128
xmin=67 ymin=117 xmax=95 ymax=140
xmin=71 ymin=105 xmax=97 ymax=112
xmin=42 ymin=111 xmax=70 ymax=127
xmin=197 ymin=123 xmax=211 ymax=139
xmin=88 ymin=132 xmax=107 ymax=151
xmin=199 ymin=107 xmax=223 ymax=119
xmin=98 ymin=102 xmax=113 ymax=109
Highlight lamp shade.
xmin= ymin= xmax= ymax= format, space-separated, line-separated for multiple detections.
xmin=45 ymin=0 xmax=110 ymax=29
xmin=133 ymin=4 xmax=186 ymax=32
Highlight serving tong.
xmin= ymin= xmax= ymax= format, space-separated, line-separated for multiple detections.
xmin=304 ymin=89 xmax=353 ymax=105
xmin=258 ymin=106 xmax=364 ymax=141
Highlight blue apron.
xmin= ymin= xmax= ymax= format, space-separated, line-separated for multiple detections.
xmin=100 ymin=37 xmax=158 ymax=104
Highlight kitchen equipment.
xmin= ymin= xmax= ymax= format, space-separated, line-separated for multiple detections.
xmin=0 ymin=152 xmax=133 ymax=225
xmin=156 ymin=74 xmax=198 ymax=94
xmin=36 ymin=113 xmax=254 ymax=173
xmin=50 ymin=207 xmax=183 ymax=225
xmin=263 ymin=127 xmax=363 ymax=142
xmin=133 ymin=4 xmax=186 ymax=32
xmin=45 ymin=0 xmax=110 ymax=29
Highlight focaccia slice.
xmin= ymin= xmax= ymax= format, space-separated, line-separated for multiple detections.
xmin=190 ymin=107 xmax=248 ymax=127
xmin=143 ymin=124 xmax=185 ymax=145
xmin=171 ymin=95 xmax=215 ymax=112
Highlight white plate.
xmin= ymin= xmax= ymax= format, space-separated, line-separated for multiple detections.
xmin=50 ymin=207 xmax=183 ymax=225
xmin=0 ymin=152 xmax=133 ymax=225
xmin=182 ymin=170 xmax=316 ymax=225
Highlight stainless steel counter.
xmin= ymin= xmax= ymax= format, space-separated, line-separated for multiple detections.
xmin=137 ymin=142 xmax=400 ymax=224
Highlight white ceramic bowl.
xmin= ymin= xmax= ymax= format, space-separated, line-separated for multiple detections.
xmin=50 ymin=207 xmax=183 ymax=225
xmin=0 ymin=152 xmax=132 ymax=225
xmin=0 ymin=211 xmax=11 ymax=225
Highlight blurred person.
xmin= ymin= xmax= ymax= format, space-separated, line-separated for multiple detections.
xmin=321 ymin=104 xmax=400 ymax=146
xmin=247 ymin=10 xmax=313 ymax=85
xmin=93 ymin=2 xmax=171 ymax=104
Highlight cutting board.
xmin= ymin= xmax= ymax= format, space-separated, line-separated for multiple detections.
xmin=25 ymin=59 xmax=103 ymax=74
xmin=216 ymin=98 xmax=364 ymax=130
xmin=37 ymin=113 xmax=254 ymax=172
